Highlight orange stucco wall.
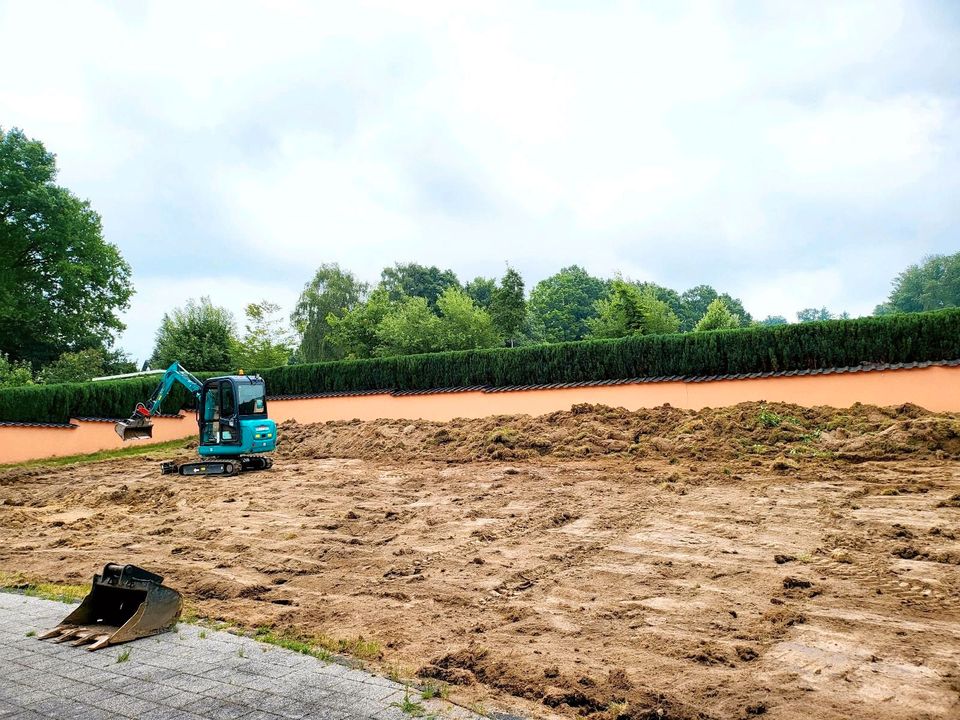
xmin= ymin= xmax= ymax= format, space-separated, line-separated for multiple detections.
xmin=0 ymin=415 xmax=190 ymax=465
xmin=1 ymin=365 xmax=957 ymax=464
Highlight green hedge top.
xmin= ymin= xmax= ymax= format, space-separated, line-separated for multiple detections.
xmin=2 ymin=309 xmax=959 ymax=424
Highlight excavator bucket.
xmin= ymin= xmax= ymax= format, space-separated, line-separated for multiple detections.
xmin=115 ymin=416 xmax=153 ymax=441
xmin=38 ymin=564 xmax=182 ymax=651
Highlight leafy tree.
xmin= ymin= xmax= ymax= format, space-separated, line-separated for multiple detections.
xmin=464 ymin=277 xmax=496 ymax=309
xmin=435 ymin=287 xmax=501 ymax=351
xmin=796 ymin=307 xmax=834 ymax=323
xmin=0 ymin=352 xmax=33 ymax=388
xmin=694 ymin=298 xmax=741 ymax=331
xmin=587 ymin=280 xmax=680 ymax=339
xmin=490 ymin=266 xmax=526 ymax=346
xmin=759 ymin=315 xmax=788 ymax=326
xmin=874 ymin=252 xmax=960 ymax=315
xmin=0 ymin=127 xmax=133 ymax=367
xmin=379 ymin=263 xmax=460 ymax=307
xmin=235 ymin=301 xmax=294 ymax=369
xmin=528 ymin=266 xmax=608 ymax=342
xmin=679 ymin=285 xmax=752 ymax=332
xmin=150 ymin=297 xmax=237 ymax=370
xmin=325 ymin=289 xmax=392 ymax=359
xmin=292 ymin=264 xmax=368 ymax=362
xmin=635 ymin=282 xmax=683 ymax=319
xmin=37 ymin=349 xmax=106 ymax=384
xmin=374 ymin=296 xmax=443 ymax=357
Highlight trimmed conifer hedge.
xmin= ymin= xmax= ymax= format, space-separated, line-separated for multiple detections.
xmin=2 ymin=309 xmax=959 ymax=424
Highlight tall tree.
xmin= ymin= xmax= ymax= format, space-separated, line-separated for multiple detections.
xmin=588 ymin=280 xmax=680 ymax=339
xmin=796 ymin=307 xmax=834 ymax=323
xmin=325 ymin=288 xmax=392 ymax=359
xmin=0 ymin=127 xmax=132 ymax=366
xmin=874 ymin=252 xmax=960 ymax=315
xmin=679 ymin=285 xmax=752 ymax=332
xmin=490 ymin=266 xmax=526 ymax=346
xmin=528 ymin=266 xmax=608 ymax=342
xmin=759 ymin=315 xmax=789 ymax=326
xmin=694 ymin=298 xmax=741 ymax=331
xmin=235 ymin=301 xmax=295 ymax=369
xmin=379 ymin=263 xmax=460 ymax=307
xmin=374 ymin=296 xmax=444 ymax=357
xmin=435 ymin=287 xmax=501 ymax=351
xmin=464 ymin=277 xmax=496 ymax=309
xmin=635 ymin=282 xmax=684 ymax=319
xmin=150 ymin=297 xmax=237 ymax=370
xmin=292 ymin=263 xmax=368 ymax=362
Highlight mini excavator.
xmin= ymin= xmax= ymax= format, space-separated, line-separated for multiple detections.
xmin=115 ymin=361 xmax=276 ymax=476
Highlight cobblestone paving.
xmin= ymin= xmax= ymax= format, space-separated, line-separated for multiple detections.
xmin=0 ymin=593 xmax=483 ymax=720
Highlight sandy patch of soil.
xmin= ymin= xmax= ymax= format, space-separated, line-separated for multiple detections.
xmin=1 ymin=403 xmax=958 ymax=719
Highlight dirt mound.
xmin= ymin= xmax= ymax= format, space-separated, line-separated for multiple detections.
xmin=277 ymin=401 xmax=960 ymax=465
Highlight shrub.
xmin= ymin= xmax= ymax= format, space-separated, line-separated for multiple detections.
xmin=2 ymin=309 xmax=959 ymax=423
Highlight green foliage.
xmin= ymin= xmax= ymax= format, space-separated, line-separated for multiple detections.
xmin=875 ymin=252 xmax=960 ymax=315
xmin=0 ymin=127 xmax=133 ymax=367
xmin=375 ymin=296 xmax=444 ymax=356
xmin=5 ymin=309 xmax=960 ymax=424
xmin=326 ymin=289 xmax=392 ymax=359
xmin=37 ymin=349 xmax=106 ymax=384
xmin=150 ymin=296 xmax=237 ymax=371
xmin=379 ymin=263 xmax=460 ymax=307
xmin=757 ymin=406 xmax=783 ymax=428
xmin=796 ymin=307 xmax=834 ymax=323
xmin=694 ymin=298 xmax=741 ymax=331
xmin=635 ymin=282 xmax=684 ymax=318
xmin=679 ymin=285 xmax=751 ymax=332
xmin=0 ymin=352 xmax=34 ymax=388
xmin=435 ymin=287 xmax=501 ymax=351
xmin=489 ymin=266 xmax=526 ymax=345
xmin=291 ymin=263 xmax=368 ymax=362
xmin=528 ymin=265 xmax=608 ymax=342
xmin=587 ymin=280 xmax=680 ymax=339
xmin=234 ymin=301 xmax=294 ymax=370
xmin=464 ymin=276 xmax=496 ymax=309
xmin=759 ymin=315 xmax=788 ymax=326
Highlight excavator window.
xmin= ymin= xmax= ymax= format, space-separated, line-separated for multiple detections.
xmin=220 ymin=383 xmax=236 ymax=417
xmin=238 ymin=384 xmax=266 ymax=416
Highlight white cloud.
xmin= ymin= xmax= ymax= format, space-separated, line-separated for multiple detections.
xmin=1 ymin=0 xmax=958 ymax=355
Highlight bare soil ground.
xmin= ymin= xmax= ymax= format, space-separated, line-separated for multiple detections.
xmin=1 ymin=402 xmax=959 ymax=719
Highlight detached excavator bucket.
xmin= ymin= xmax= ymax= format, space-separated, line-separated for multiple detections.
xmin=115 ymin=415 xmax=153 ymax=441
xmin=38 ymin=564 xmax=182 ymax=651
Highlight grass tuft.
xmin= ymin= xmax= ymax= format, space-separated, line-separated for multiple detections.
xmin=116 ymin=649 xmax=131 ymax=663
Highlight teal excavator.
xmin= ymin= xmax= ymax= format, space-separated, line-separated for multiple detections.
xmin=115 ymin=361 xmax=276 ymax=476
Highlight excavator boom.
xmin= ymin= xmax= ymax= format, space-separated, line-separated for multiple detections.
xmin=115 ymin=362 xmax=203 ymax=440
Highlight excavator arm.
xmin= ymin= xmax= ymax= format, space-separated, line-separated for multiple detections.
xmin=115 ymin=362 xmax=204 ymax=441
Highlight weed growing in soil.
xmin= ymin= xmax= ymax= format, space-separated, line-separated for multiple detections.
xmin=392 ymin=690 xmax=433 ymax=718
xmin=253 ymin=627 xmax=333 ymax=661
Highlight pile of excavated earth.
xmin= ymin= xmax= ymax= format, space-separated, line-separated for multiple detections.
xmin=1 ymin=402 xmax=958 ymax=719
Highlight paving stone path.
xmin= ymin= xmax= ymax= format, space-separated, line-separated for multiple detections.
xmin=0 ymin=592 xmax=484 ymax=720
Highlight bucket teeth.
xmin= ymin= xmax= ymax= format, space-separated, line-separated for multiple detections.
xmin=87 ymin=634 xmax=112 ymax=651
xmin=38 ymin=625 xmax=74 ymax=640
xmin=52 ymin=627 xmax=84 ymax=643
xmin=69 ymin=631 xmax=99 ymax=646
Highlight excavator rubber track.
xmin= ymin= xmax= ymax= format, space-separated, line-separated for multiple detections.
xmin=160 ymin=456 xmax=273 ymax=476
xmin=38 ymin=564 xmax=182 ymax=651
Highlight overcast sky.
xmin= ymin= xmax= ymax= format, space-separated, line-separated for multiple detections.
xmin=2 ymin=1 xmax=958 ymax=362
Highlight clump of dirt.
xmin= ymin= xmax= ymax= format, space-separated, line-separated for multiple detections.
xmin=2 ymin=400 xmax=960 ymax=720
xmin=277 ymin=401 xmax=960 ymax=465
